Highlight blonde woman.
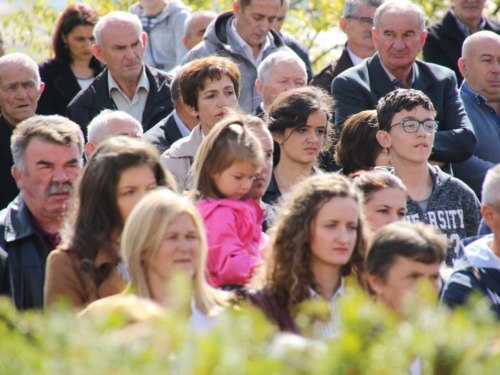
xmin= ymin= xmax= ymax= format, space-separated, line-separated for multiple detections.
xmin=121 ymin=188 xmax=229 ymax=329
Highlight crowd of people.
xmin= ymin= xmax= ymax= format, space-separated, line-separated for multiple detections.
xmin=0 ymin=0 xmax=500 ymax=357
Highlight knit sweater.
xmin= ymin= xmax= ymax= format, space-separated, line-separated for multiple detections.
xmin=405 ymin=165 xmax=481 ymax=266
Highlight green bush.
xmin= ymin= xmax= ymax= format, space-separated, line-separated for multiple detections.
xmin=0 ymin=278 xmax=500 ymax=374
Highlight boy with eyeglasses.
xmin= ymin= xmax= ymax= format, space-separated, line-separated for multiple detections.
xmin=376 ymin=89 xmax=481 ymax=267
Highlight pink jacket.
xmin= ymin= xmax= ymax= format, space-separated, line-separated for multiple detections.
xmin=197 ymin=198 xmax=267 ymax=287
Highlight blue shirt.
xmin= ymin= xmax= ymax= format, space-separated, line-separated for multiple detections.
xmin=453 ymin=82 xmax=500 ymax=197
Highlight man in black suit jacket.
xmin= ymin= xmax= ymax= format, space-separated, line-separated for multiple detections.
xmin=67 ymin=12 xmax=173 ymax=138
xmin=310 ymin=0 xmax=382 ymax=93
xmin=332 ymin=0 xmax=476 ymax=171
xmin=423 ymin=2 xmax=500 ymax=86
xmin=143 ymin=66 xmax=198 ymax=154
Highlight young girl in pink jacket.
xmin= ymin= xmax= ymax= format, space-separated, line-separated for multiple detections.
xmin=191 ymin=113 xmax=267 ymax=289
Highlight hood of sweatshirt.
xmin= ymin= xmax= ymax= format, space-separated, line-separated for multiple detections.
xmin=464 ymin=234 xmax=500 ymax=270
xmin=130 ymin=0 xmax=190 ymax=22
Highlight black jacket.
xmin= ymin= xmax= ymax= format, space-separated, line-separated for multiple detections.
xmin=423 ymin=9 xmax=500 ymax=86
xmin=0 ymin=194 xmax=48 ymax=310
xmin=143 ymin=111 xmax=183 ymax=154
xmin=310 ymin=44 xmax=354 ymax=93
xmin=37 ymin=58 xmax=104 ymax=116
xmin=66 ymin=64 xmax=174 ymax=137
xmin=0 ymin=115 xmax=18 ymax=210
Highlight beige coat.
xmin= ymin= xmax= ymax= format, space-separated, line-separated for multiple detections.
xmin=44 ymin=247 xmax=128 ymax=310
xmin=160 ymin=124 xmax=204 ymax=191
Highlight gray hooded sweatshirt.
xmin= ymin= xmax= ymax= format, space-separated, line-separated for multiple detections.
xmin=405 ymin=165 xmax=481 ymax=266
xmin=181 ymin=11 xmax=286 ymax=113
xmin=130 ymin=0 xmax=190 ymax=71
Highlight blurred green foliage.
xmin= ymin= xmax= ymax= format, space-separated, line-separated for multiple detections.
xmin=3 ymin=0 xmax=500 ymax=69
xmin=0 ymin=277 xmax=499 ymax=374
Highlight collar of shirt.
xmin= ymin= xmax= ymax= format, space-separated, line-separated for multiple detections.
xmin=380 ymin=60 xmax=416 ymax=89
xmin=29 ymin=211 xmax=61 ymax=252
xmin=108 ymin=65 xmax=150 ymax=99
xmin=461 ymin=81 xmax=487 ymax=106
xmin=309 ymin=276 xmax=345 ymax=303
xmin=346 ymin=44 xmax=364 ymax=66
xmin=259 ymin=102 xmax=269 ymax=119
xmin=451 ymin=7 xmax=486 ymax=37
xmin=229 ymin=18 xmax=271 ymax=68
xmin=173 ymin=110 xmax=191 ymax=138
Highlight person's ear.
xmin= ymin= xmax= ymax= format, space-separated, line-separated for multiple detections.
xmin=458 ymin=58 xmax=468 ymax=79
xmin=185 ymin=104 xmax=199 ymax=119
xmin=367 ymin=273 xmax=384 ymax=295
xmin=482 ymin=205 xmax=498 ymax=230
xmin=92 ymin=44 xmax=105 ymax=64
xmin=61 ymin=33 xmax=68 ymax=44
xmin=38 ymin=82 xmax=45 ymax=96
xmin=271 ymin=131 xmax=284 ymax=145
xmin=372 ymin=28 xmax=379 ymax=50
xmin=141 ymin=32 xmax=147 ymax=51
xmin=376 ymin=130 xmax=392 ymax=148
xmin=339 ymin=16 xmax=348 ymax=33
xmin=12 ymin=166 xmax=24 ymax=190
xmin=85 ymin=143 xmax=95 ymax=158
xmin=182 ymin=35 xmax=189 ymax=50
xmin=233 ymin=1 xmax=241 ymax=16
xmin=255 ymin=79 xmax=263 ymax=97
xmin=419 ymin=30 xmax=427 ymax=51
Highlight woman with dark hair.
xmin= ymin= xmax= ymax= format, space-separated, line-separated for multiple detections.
xmin=263 ymin=86 xmax=333 ymax=205
xmin=249 ymin=173 xmax=368 ymax=339
xmin=44 ymin=137 xmax=176 ymax=309
xmin=160 ymin=55 xmax=241 ymax=191
xmin=352 ymin=170 xmax=408 ymax=232
xmin=37 ymin=4 xmax=103 ymax=116
xmin=335 ymin=110 xmax=392 ymax=176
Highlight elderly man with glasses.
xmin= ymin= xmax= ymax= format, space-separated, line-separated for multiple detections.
xmin=310 ymin=0 xmax=383 ymax=93
xmin=332 ymin=0 xmax=477 ymax=175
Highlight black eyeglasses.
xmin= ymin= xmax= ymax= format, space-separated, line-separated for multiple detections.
xmin=388 ymin=120 xmax=438 ymax=133
xmin=345 ymin=16 xmax=374 ymax=25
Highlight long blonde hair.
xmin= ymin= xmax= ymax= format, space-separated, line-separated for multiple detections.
xmin=121 ymin=188 xmax=227 ymax=316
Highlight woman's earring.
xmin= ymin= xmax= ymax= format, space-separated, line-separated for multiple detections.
xmin=64 ymin=43 xmax=68 ymax=50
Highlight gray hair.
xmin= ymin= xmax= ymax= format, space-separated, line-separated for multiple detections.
xmin=93 ymin=11 xmax=143 ymax=46
xmin=373 ymin=0 xmax=425 ymax=34
xmin=11 ymin=115 xmax=84 ymax=173
xmin=183 ymin=10 xmax=217 ymax=38
xmin=257 ymin=50 xmax=307 ymax=83
xmin=87 ymin=109 xmax=143 ymax=144
xmin=343 ymin=0 xmax=384 ymax=17
xmin=482 ymin=165 xmax=500 ymax=208
xmin=0 ymin=53 xmax=41 ymax=88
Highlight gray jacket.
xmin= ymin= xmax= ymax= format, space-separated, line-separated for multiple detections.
xmin=130 ymin=0 xmax=190 ymax=71
xmin=405 ymin=165 xmax=481 ymax=266
xmin=160 ymin=124 xmax=204 ymax=191
xmin=182 ymin=11 xmax=286 ymax=113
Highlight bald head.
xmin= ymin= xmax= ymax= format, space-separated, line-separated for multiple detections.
xmin=182 ymin=11 xmax=217 ymax=51
xmin=85 ymin=110 xmax=143 ymax=156
xmin=459 ymin=31 xmax=500 ymax=103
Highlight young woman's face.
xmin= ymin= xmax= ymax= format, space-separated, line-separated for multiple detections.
xmin=116 ymin=165 xmax=157 ymax=223
xmin=62 ymin=25 xmax=95 ymax=63
xmin=310 ymin=197 xmax=359 ymax=272
xmin=275 ymin=110 xmax=327 ymax=166
xmin=212 ymin=160 xmax=259 ymax=200
xmin=146 ymin=213 xmax=200 ymax=282
xmin=368 ymin=256 xmax=441 ymax=313
xmin=364 ymin=188 xmax=407 ymax=232
xmin=189 ymin=74 xmax=238 ymax=133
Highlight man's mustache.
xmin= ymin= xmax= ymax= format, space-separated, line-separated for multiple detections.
xmin=362 ymin=31 xmax=373 ymax=39
xmin=46 ymin=182 xmax=73 ymax=197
